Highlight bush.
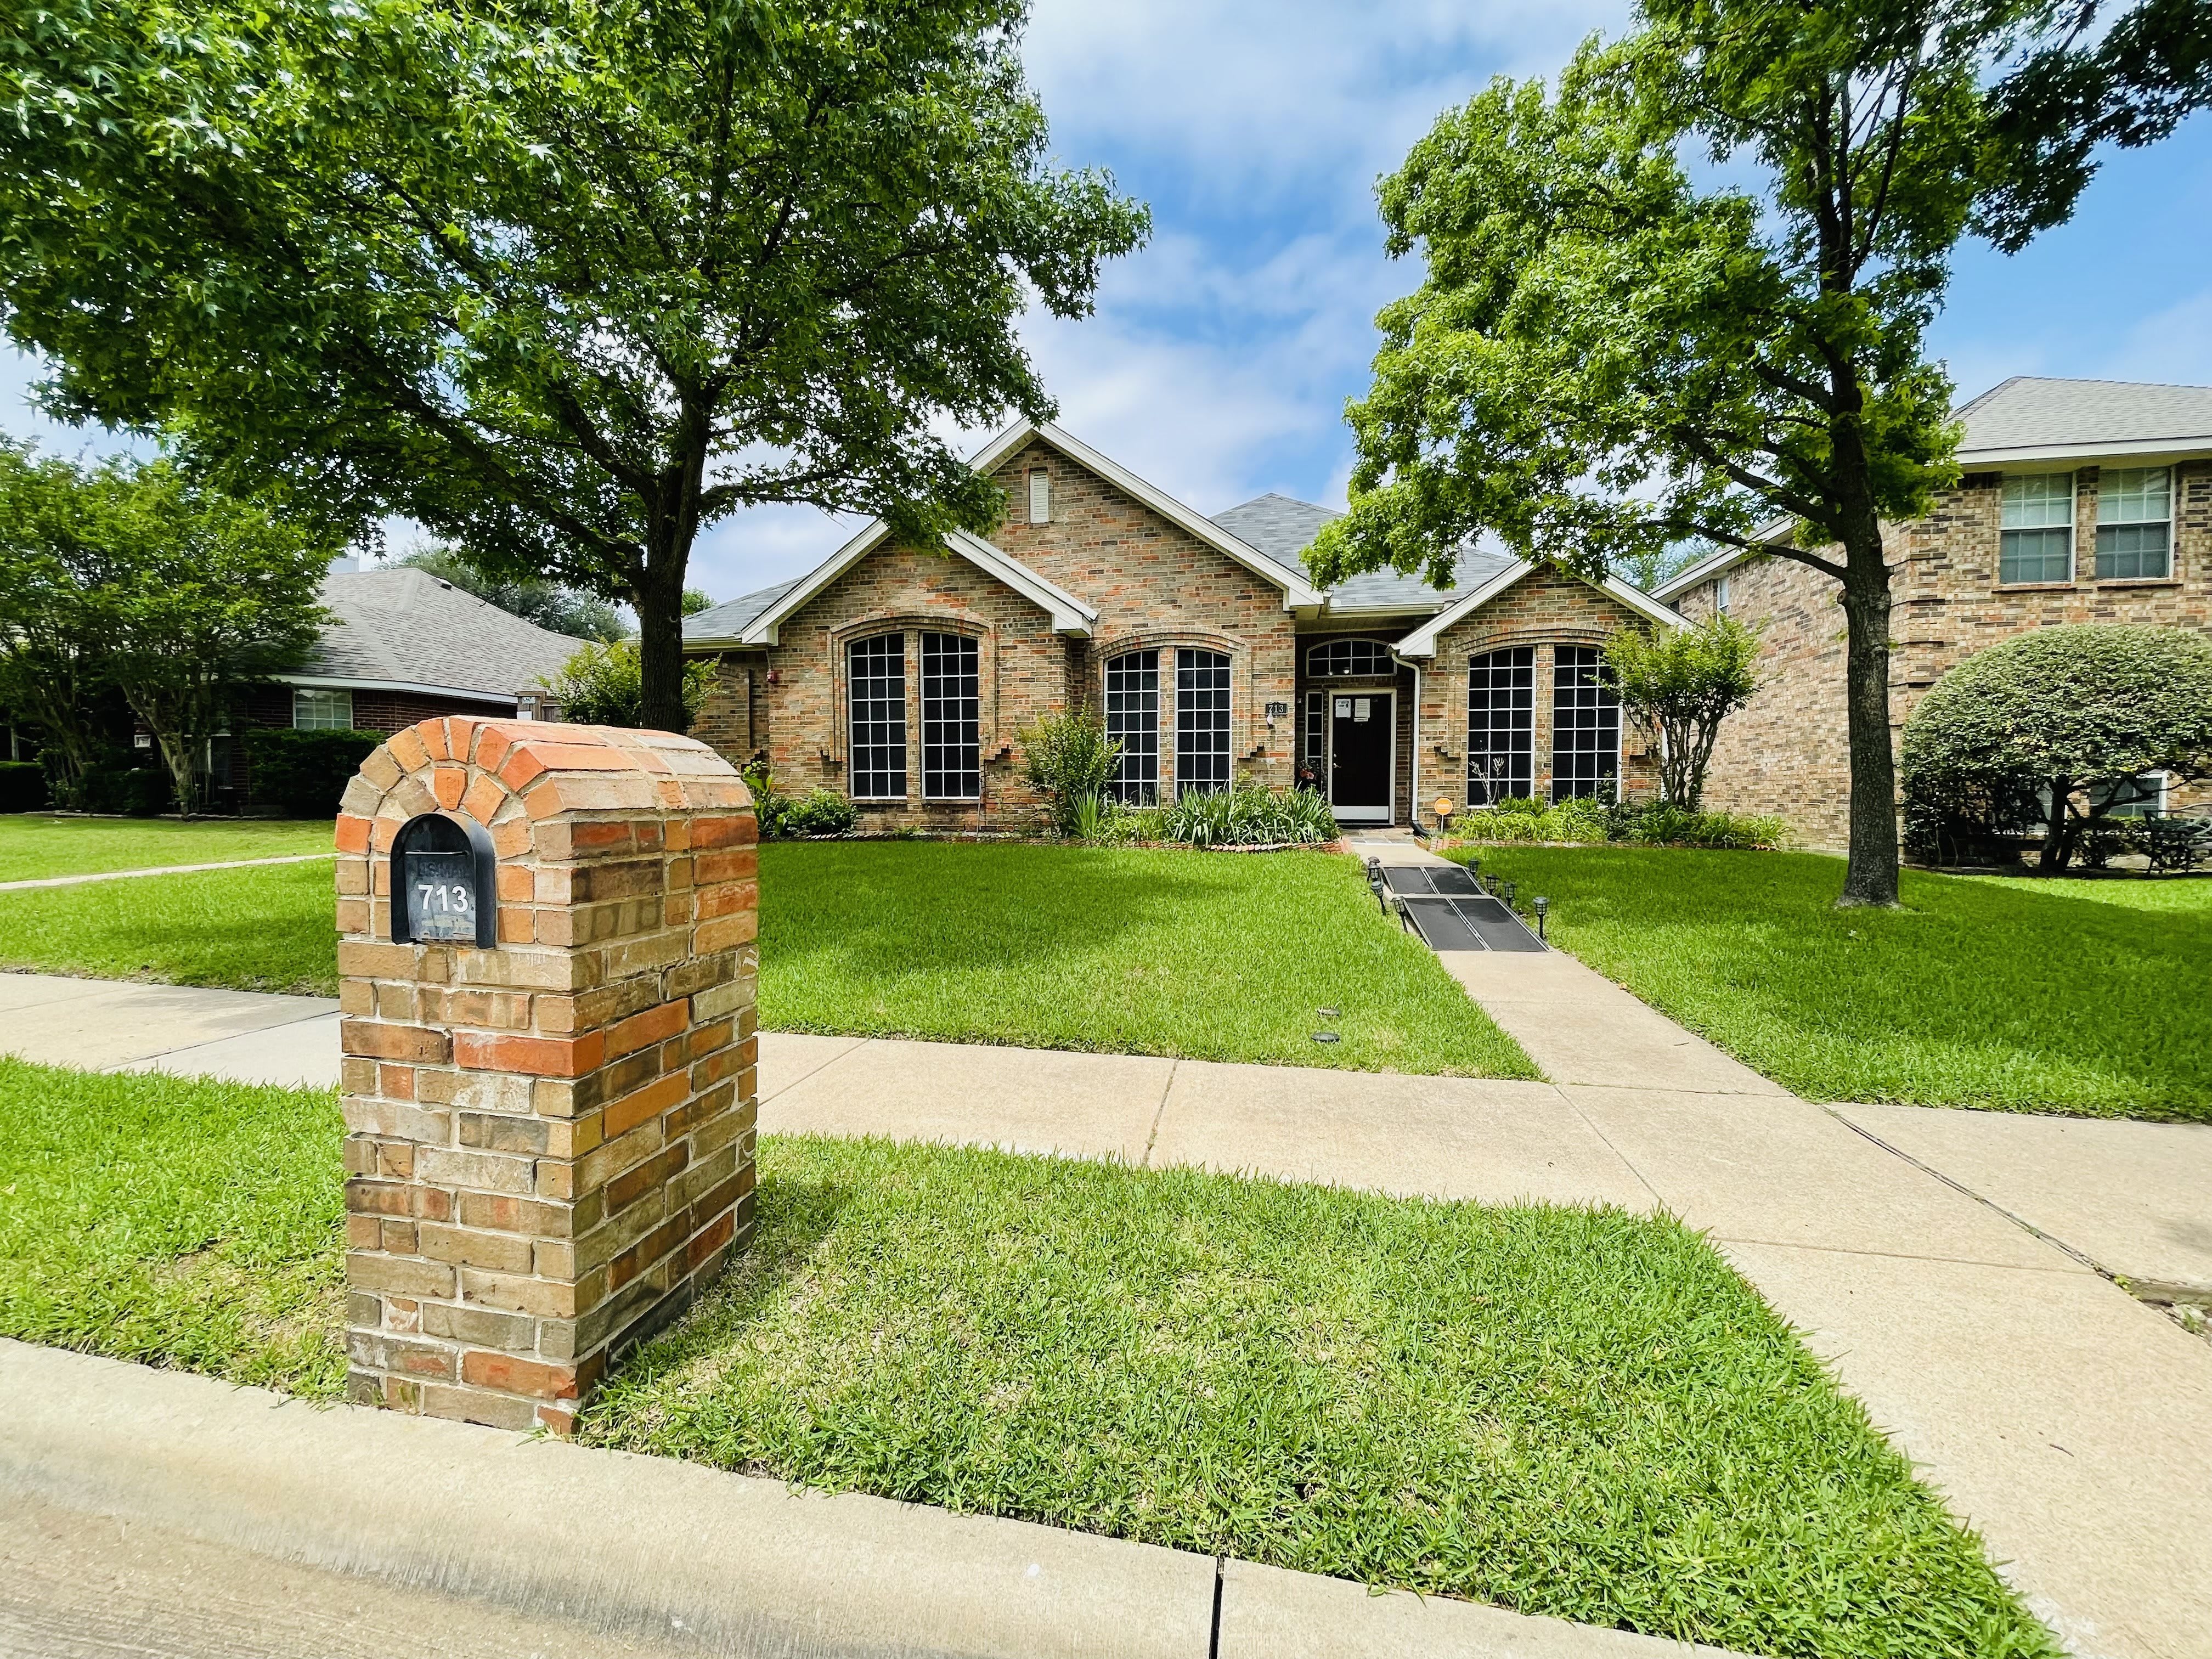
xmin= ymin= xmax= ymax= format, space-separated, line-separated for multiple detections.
xmin=541 ymin=640 xmax=712 ymax=730
xmin=739 ymin=759 xmax=792 ymax=839
xmin=1020 ymin=713 xmax=1121 ymax=837
xmin=786 ymin=789 xmax=858 ymax=837
xmin=1160 ymin=783 xmax=1338 ymax=848
xmin=1902 ymin=625 xmax=2212 ymax=871
xmin=0 ymin=760 xmax=47 ymax=812
xmin=76 ymin=763 xmax=172 ymax=816
xmin=1451 ymin=797 xmax=1785 ymax=850
xmin=245 ymin=727 xmax=383 ymax=817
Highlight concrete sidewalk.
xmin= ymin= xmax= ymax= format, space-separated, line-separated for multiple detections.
xmin=0 ymin=1339 xmax=1743 ymax=1659
xmin=0 ymin=850 xmax=335 ymax=892
xmin=8 ymin=968 xmax=2211 ymax=1656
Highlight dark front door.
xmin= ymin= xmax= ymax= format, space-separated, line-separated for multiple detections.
xmin=1329 ymin=692 xmax=1392 ymax=823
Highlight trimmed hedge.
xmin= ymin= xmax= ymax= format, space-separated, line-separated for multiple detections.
xmin=0 ymin=760 xmax=47 ymax=813
xmin=246 ymin=727 xmax=384 ymax=817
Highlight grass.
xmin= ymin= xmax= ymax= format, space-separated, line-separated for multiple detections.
xmin=754 ymin=842 xmax=1533 ymax=1075
xmin=589 ymin=1136 xmax=2055 ymax=1659
xmin=0 ymin=1057 xmax=345 ymax=1397
xmin=1458 ymin=846 xmax=2212 ymax=1119
xmin=0 ymin=858 xmax=339 ymax=995
xmin=0 ymin=815 xmax=332 ymax=882
xmin=1956 ymin=871 xmax=2212 ymax=914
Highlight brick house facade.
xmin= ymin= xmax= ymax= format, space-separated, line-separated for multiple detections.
xmin=1659 ymin=377 xmax=2212 ymax=851
xmin=686 ymin=421 xmax=1682 ymax=831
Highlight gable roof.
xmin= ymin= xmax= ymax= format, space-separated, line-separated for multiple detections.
xmin=1955 ymin=375 xmax=2212 ymax=462
xmin=1396 ymin=560 xmax=1687 ymax=658
xmin=1209 ymin=492 xmax=1516 ymax=614
xmin=288 ymin=567 xmax=583 ymax=703
xmin=684 ymin=519 xmax=1098 ymax=648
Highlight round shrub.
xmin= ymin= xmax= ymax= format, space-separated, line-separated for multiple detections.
xmin=1901 ymin=625 xmax=2212 ymax=869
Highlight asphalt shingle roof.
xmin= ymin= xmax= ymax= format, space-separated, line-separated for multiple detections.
xmin=300 ymin=568 xmax=585 ymax=702
xmin=683 ymin=578 xmax=803 ymax=644
xmin=1956 ymin=376 xmax=2212 ymax=454
xmin=1209 ymin=492 xmax=1512 ymax=612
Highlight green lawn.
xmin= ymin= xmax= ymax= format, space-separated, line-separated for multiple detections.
xmin=0 ymin=1053 xmax=2052 ymax=1658
xmin=1462 ymin=847 xmax=2211 ymax=1119
xmin=1957 ymin=871 xmax=2212 ymax=915
xmin=0 ymin=1058 xmax=345 ymax=1396
xmin=590 ymin=1136 xmax=2051 ymax=1659
xmin=757 ymin=842 xmax=1532 ymax=1075
xmin=0 ymin=815 xmax=332 ymax=882
xmin=0 ymin=859 xmax=338 ymax=995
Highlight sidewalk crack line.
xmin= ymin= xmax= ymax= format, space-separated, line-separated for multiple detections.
xmin=1142 ymin=1060 xmax=1178 ymax=1168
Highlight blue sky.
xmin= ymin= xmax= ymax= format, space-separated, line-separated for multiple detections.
xmin=5 ymin=0 xmax=2208 ymax=605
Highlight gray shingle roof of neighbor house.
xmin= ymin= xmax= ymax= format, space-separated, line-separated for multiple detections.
xmin=1956 ymin=376 xmax=2212 ymax=456
xmin=291 ymin=567 xmax=586 ymax=703
xmin=1210 ymin=493 xmax=1514 ymax=612
xmin=682 ymin=577 xmax=804 ymax=646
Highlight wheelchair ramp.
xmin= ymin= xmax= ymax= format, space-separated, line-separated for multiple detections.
xmin=1375 ymin=864 xmax=1548 ymax=953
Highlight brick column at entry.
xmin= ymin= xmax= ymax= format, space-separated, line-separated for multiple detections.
xmin=334 ymin=718 xmax=757 ymax=1433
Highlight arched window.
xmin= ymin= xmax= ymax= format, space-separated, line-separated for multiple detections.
xmin=1551 ymin=646 xmax=1620 ymax=802
xmin=1175 ymin=648 xmax=1231 ymax=795
xmin=1467 ymin=647 xmax=1534 ymax=804
xmin=1104 ymin=651 xmax=1159 ymax=804
xmin=1305 ymin=637 xmax=1393 ymax=678
xmin=847 ymin=633 xmax=907 ymax=799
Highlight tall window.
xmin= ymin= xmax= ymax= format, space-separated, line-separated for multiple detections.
xmin=1305 ymin=638 xmax=1393 ymax=677
xmin=2097 ymin=467 xmax=2172 ymax=580
xmin=1302 ymin=690 xmax=1326 ymax=780
xmin=2000 ymin=473 xmax=2074 ymax=584
xmin=921 ymin=633 xmax=980 ymax=799
xmin=1466 ymin=647 xmax=1533 ymax=804
xmin=847 ymin=633 xmax=907 ymax=799
xmin=1175 ymin=648 xmax=1231 ymax=795
xmin=1551 ymin=646 xmax=1620 ymax=802
xmin=1104 ymin=651 xmax=1159 ymax=804
xmin=292 ymin=687 xmax=354 ymax=730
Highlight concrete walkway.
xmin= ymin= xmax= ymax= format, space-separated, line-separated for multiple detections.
xmin=1 ymin=1339 xmax=1745 ymax=1659
xmin=7 ymin=965 xmax=2211 ymax=1656
xmin=0 ymin=850 xmax=334 ymax=891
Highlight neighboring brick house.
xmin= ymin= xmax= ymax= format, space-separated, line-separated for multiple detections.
xmin=684 ymin=420 xmax=1684 ymax=832
xmin=1657 ymin=377 xmax=2212 ymax=850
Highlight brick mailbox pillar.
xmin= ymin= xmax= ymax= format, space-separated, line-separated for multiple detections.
xmin=334 ymin=718 xmax=757 ymax=1432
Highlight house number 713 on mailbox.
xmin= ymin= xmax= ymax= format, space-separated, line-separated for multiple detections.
xmin=390 ymin=811 xmax=498 ymax=947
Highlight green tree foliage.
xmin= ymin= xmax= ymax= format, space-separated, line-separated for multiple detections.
xmin=1020 ymin=712 xmax=1122 ymax=837
xmin=1604 ymin=616 xmax=1762 ymax=809
xmin=394 ymin=546 xmax=624 ymax=644
xmin=682 ymin=590 xmax=715 ymax=618
xmin=0 ymin=443 xmax=124 ymax=800
xmin=0 ymin=0 xmax=1149 ymax=735
xmin=1310 ymin=1 xmax=2211 ymax=907
xmin=1901 ymin=625 xmax=2212 ymax=871
xmin=244 ymin=727 xmax=384 ymax=817
xmin=543 ymin=640 xmax=712 ymax=731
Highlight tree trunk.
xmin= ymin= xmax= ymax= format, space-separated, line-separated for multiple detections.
xmin=2038 ymin=776 xmax=2073 ymax=872
xmin=633 ymin=564 xmax=690 ymax=735
xmin=151 ymin=728 xmax=196 ymax=817
xmin=1836 ymin=554 xmax=1900 ymax=907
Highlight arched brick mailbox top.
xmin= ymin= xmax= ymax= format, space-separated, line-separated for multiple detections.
xmin=333 ymin=718 xmax=757 ymax=1435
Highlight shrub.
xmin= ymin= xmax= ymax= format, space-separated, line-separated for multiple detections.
xmin=1536 ymin=794 xmax=1612 ymax=844
xmin=74 ymin=763 xmax=172 ymax=816
xmin=786 ymin=789 xmax=859 ymax=837
xmin=1161 ymin=782 xmax=1338 ymax=848
xmin=245 ymin=726 xmax=383 ymax=817
xmin=1627 ymin=805 xmax=1789 ymax=850
xmin=1604 ymin=616 xmax=1762 ymax=808
xmin=0 ymin=760 xmax=47 ymax=812
xmin=1020 ymin=713 xmax=1121 ymax=836
xmin=1901 ymin=625 xmax=2212 ymax=871
xmin=541 ymin=640 xmax=711 ymax=730
xmin=740 ymin=759 xmax=792 ymax=839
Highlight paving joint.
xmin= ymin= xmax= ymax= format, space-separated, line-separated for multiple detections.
xmin=0 ymin=851 xmax=336 ymax=891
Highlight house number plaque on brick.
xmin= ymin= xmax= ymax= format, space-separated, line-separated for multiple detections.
xmin=390 ymin=811 xmax=498 ymax=947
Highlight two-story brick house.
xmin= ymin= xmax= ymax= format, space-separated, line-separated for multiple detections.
xmin=684 ymin=420 xmax=1686 ymax=831
xmin=1657 ymin=377 xmax=2212 ymax=850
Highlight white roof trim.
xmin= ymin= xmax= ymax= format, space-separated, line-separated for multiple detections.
xmin=274 ymin=675 xmax=522 ymax=706
xmin=733 ymin=518 xmax=1097 ymax=645
xmin=1956 ymin=437 xmax=2212 ymax=466
xmin=1396 ymin=561 xmax=1688 ymax=658
xmin=969 ymin=419 xmax=1327 ymax=608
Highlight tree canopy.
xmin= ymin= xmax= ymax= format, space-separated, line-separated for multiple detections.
xmin=1604 ymin=616 xmax=1763 ymax=810
xmin=1310 ymin=0 xmax=2211 ymax=905
xmin=0 ymin=0 xmax=1149 ymax=729
xmin=396 ymin=545 xmax=626 ymax=644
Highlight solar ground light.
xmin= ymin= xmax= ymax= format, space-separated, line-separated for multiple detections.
xmin=1533 ymin=895 xmax=1549 ymax=941
xmin=1313 ymin=1005 xmax=1340 ymax=1044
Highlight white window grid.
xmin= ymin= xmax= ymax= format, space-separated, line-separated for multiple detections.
xmin=2096 ymin=467 xmax=2172 ymax=580
xmin=1302 ymin=690 xmax=1327 ymax=776
xmin=292 ymin=687 xmax=355 ymax=731
xmin=1174 ymin=648 xmax=1231 ymax=796
xmin=920 ymin=633 xmax=981 ymax=800
xmin=1466 ymin=647 xmax=1534 ymax=804
xmin=1551 ymin=646 xmax=1620 ymax=803
xmin=847 ymin=634 xmax=907 ymax=799
xmin=1305 ymin=637 xmax=1393 ymax=677
xmin=2000 ymin=473 xmax=2074 ymax=585
xmin=1104 ymin=650 xmax=1159 ymax=805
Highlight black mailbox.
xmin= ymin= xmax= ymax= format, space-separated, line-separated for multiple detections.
xmin=390 ymin=812 xmax=498 ymax=947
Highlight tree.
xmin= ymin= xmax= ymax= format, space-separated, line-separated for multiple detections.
xmin=0 ymin=444 xmax=127 ymax=800
xmin=0 ymin=0 xmax=1149 ymax=733
xmin=542 ymin=640 xmax=712 ymax=730
xmin=1901 ymin=625 xmax=2212 ymax=871
xmin=1604 ymin=615 xmax=1762 ymax=809
xmin=1020 ymin=712 xmax=1121 ymax=836
xmin=99 ymin=466 xmax=333 ymax=811
xmin=1309 ymin=1 xmax=2212 ymax=906
xmin=395 ymin=545 xmax=625 ymax=644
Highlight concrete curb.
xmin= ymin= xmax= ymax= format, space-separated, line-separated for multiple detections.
xmin=0 ymin=852 xmax=335 ymax=891
xmin=0 ymin=1340 xmax=1742 ymax=1659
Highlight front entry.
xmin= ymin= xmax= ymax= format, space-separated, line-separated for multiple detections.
xmin=1328 ymin=691 xmax=1393 ymax=825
